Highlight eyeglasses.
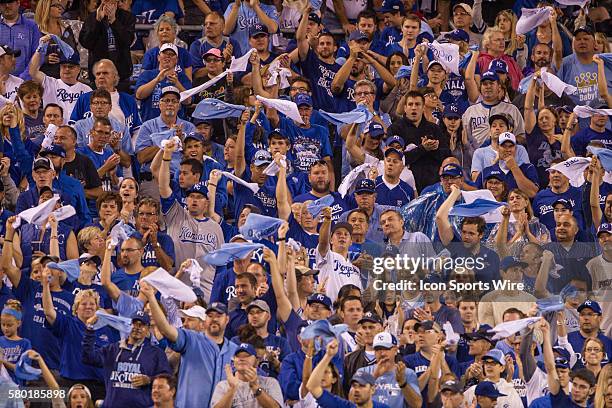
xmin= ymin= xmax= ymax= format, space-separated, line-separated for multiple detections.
xmin=91 ymin=101 xmax=110 ymax=106
xmin=159 ymin=98 xmax=179 ymax=104
xmin=121 ymin=248 xmax=141 ymax=253
xmin=586 ymin=347 xmax=603 ymax=353
xmin=355 ymin=91 xmax=375 ymax=97
xmin=138 ymin=212 xmax=157 ymax=217
xmin=424 ymin=93 xmax=438 ymax=99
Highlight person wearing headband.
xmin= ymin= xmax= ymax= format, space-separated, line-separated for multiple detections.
xmin=0 ymin=299 xmax=32 ymax=385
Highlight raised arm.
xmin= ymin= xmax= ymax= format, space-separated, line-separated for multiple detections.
xmin=524 ymin=72 xmax=538 ymax=134
xmin=208 ymin=169 xmax=223 ymax=223
xmin=409 ymin=46 xmax=424 ymax=92
xmin=234 ymin=109 xmax=250 ymax=178
xmin=590 ymin=157 xmax=604 ymax=229
xmin=560 ymin=112 xmax=577 ymax=159
xmin=435 ymin=184 xmax=461 ymax=246
xmin=306 ymin=339 xmax=338 ymax=398
xmin=141 ymin=281 xmax=179 ymax=343
xmin=365 ymin=51 xmax=396 ymax=88
xmin=540 ymin=319 xmax=560 ymax=395
xmin=550 ymin=12 xmax=563 ymax=70
xmin=158 ymin=140 xmax=177 ymax=199
xmin=295 ymin=5 xmax=311 ymax=61
xmin=317 ymin=207 xmax=332 ymax=258
xmin=345 ymin=123 xmax=365 ymax=165
xmin=223 ymin=0 xmax=241 ymax=35
xmin=534 ymin=250 xmax=554 ymax=298
xmin=276 ymin=154 xmax=292 ymax=221
xmin=101 ymin=238 xmax=122 ymax=301
xmin=331 ymin=43 xmax=358 ymax=95
xmin=41 ymin=267 xmax=57 ymax=325
xmin=264 ymin=245 xmax=292 ymax=323
xmin=464 ymin=50 xmax=480 ymax=103
xmin=593 ymin=55 xmax=612 ymax=107
xmin=28 ymin=35 xmax=51 ymax=84
xmin=2 ymin=216 xmax=21 ymax=288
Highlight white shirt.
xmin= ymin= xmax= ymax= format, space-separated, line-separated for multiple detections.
xmin=315 ymin=248 xmax=362 ymax=303
xmin=2 ymin=74 xmax=22 ymax=102
xmin=42 ymin=74 xmax=92 ymax=123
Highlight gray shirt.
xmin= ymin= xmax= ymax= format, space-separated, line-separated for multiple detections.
xmin=210 ymin=375 xmax=284 ymax=408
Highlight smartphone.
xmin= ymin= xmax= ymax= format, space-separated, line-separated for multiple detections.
xmin=48 ymin=44 xmax=59 ymax=55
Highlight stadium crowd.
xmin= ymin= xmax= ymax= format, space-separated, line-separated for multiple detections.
xmin=0 ymin=0 xmax=611 ymax=407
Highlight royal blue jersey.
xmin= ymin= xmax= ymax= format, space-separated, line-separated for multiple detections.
xmin=533 ymin=186 xmax=585 ymax=234
xmin=374 ymin=176 xmax=415 ymax=207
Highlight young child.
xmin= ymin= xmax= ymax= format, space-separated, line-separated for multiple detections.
xmin=0 ymin=299 xmax=32 ymax=384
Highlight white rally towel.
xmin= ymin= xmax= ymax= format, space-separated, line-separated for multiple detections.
xmin=338 ymin=162 xmax=374 ymax=198
xmin=516 ymin=7 xmax=553 ymax=35
xmin=229 ymin=48 xmax=256 ymax=72
xmin=490 ymin=317 xmax=542 ymax=340
xmin=573 ymin=105 xmax=612 ymax=118
xmin=426 ymin=41 xmax=460 ymax=75
xmin=443 ymin=322 xmax=460 ymax=346
xmin=555 ymin=0 xmax=589 ymax=7
xmin=48 ymin=205 xmax=76 ymax=227
xmin=41 ymin=124 xmax=58 ymax=150
xmin=13 ymin=195 xmax=60 ymax=229
xmin=540 ymin=67 xmax=578 ymax=97
xmin=109 ymin=220 xmax=136 ymax=247
xmin=266 ymin=59 xmax=292 ymax=89
xmin=263 ymin=155 xmax=287 ymax=176
xmin=221 ymin=171 xmax=260 ymax=193
xmin=142 ymin=268 xmax=197 ymax=303
xmin=256 ymin=95 xmax=304 ymax=124
xmin=546 ymin=156 xmax=591 ymax=187
xmin=184 ymin=258 xmax=203 ymax=287
xmin=180 ymin=70 xmax=228 ymax=102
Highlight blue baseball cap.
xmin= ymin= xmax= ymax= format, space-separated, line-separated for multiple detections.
xmin=184 ymin=132 xmax=205 ymax=143
xmin=40 ymin=144 xmax=66 ymax=159
xmin=295 ymin=93 xmax=313 ymax=107
xmin=351 ymin=370 xmax=376 ymax=386
xmin=482 ymin=349 xmax=505 ymax=365
xmin=481 ymin=70 xmax=500 ymax=83
xmin=376 ymin=0 xmax=405 ymax=13
xmin=234 ymin=343 xmax=257 ymax=357
xmin=475 ymin=381 xmax=506 ymax=398
xmin=445 ymin=29 xmax=469 ymax=43
xmin=500 ymin=256 xmax=527 ymax=271
xmin=269 ymin=128 xmax=289 ymax=140
xmin=131 ymin=310 xmax=151 ymax=325
xmin=577 ymin=299 xmax=602 ymax=315
xmin=359 ymin=311 xmax=383 ymax=325
xmin=355 ymin=178 xmax=376 ymax=194
xmin=482 ymin=167 xmax=504 ymax=181
xmin=186 ymin=182 xmax=209 ymax=197
xmin=489 ymin=59 xmax=508 ymax=74
xmin=384 ymin=147 xmax=403 ymax=159
xmin=249 ymin=24 xmax=269 ymax=37
xmin=253 ymin=149 xmax=273 ymax=166
xmin=552 ymin=198 xmax=573 ymax=211
xmin=349 ymin=30 xmax=369 ymax=42
xmin=206 ymin=302 xmax=228 ymax=315
xmin=384 ymin=135 xmax=405 ymax=148
xmin=366 ymin=122 xmax=385 ymax=138
xmin=597 ymin=223 xmax=612 ymax=236
xmin=443 ymin=104 xmax=461 ymax=119
xmin=307 ymin=293 xmax=332 ymax=310
xmin=440 ymin=163 xmax=463 ymax=177
xmin=59 ymin=52 xmax=80 ymax=66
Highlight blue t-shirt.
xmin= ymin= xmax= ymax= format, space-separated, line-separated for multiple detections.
xmin=533 ymin=187 xmax=586 ymax=234
xmin=527 ymin=126 xmax=563 ymax=188
xmin=374 ymin=176 xmax=414 ymax=207
xmin=316 ymin=389 xmax=391 ymax=408
xmin=287 ymin=216 xmax=319 ymax=267
xmin=404 ymin=351 xmax=460 ymax=408
xmin=132 ymin=0 xmax=183 ymax=23
xmin=571 ymin=127 xmax=612 ymax=156
xmin=557 ymin=54 xmax=612 ymax=106
xmin=297 ymin=49 xmax=342 ymax=113
xmin=111 ymin=269 xmax=141 ymax=297
xmin=279 ymin=116 xmax=332 ymax=174
xmin=141 ymin=46 xmax=192 ymax=78
xmin=132 ymin=231 xmax=176 ymax=269
xmin=222 ymin=3 xmax=279 ymax=53
xmin=134 ymin=69 xmax=192 ymax=122
xmin=71 ymin=282 xmax=113 ymax=310
xmin=0 ymin=337 xmax=31 ymax=384
xmin=476 ymin=162 xmax=539 ymax=192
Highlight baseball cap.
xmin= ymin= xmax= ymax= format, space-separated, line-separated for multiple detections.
xmin=184 ymin=132 xmax=205 ymax=144
xmin=489 ymin=59 xmax=508 ymax=74
xmin=249 ymin=24 xmax=269 ymax=37
xmin=445 ymin=29 xmax=469 ymax=43
xmin=234 ymin=343 xmax=257 ymax=357
xmin=295 ymin=265 xmax=319 ymax=279
xmin=359 ymin=311 xmax=383 ymax=325
xmin=463 ymin=328 xmax=496 ymax=345
xmin=482 ymin=167 xmax=504 ymax=181
xmin=59 ymin=52 xmax=80 ymax=66
xmin=186 ymin=182 xmax=209 ymax=197
xmin=246 ymin=299 xmax=271 ymax=314
xmin=481 ymin=70 xmax=499 ymax=83
xmin=0 ymin=45 xmax=21 ymax=58
xmin=554 ymin=357 xmax=570 ymax=369
xmin=229 ymin=234 xmax=248 ymax=243
xmin=372 ymin=332 xmax=398 ymax=349
xmin=349 ymin=30 xmax=369 ymax=42
xmin=500 ymin=256 xmax=527 ymax=271
xmin=427 ymin=60 xmax=445 ymax=71
xmin=160 ymin=43 xmax=179 ymax=55
xmin=577 ymin=299 xmax=602 ymax=315
xmin=482 ymin=349 xmax=505 ymax=365
xmin=203 ymin=48 xmax=222 ymax=59
xmin=414 ymin=320 xmax=443 ymax=333
xmin=366 ymin=122 xmax=385 ymax=138
xmin=440 ymin=163 xmax=463 ymax=177
xmin=307 ymin=293 xmax=332 ymax=310
xmin=384 ymin=147 xmax=404 ymax=159
xmin=573 ymin=25 xmax=594 ymax=37
xmin=443 ymin=104 xmax=461 ymax=119
xmin=597 ymin=223 xmax=612 ymax=236
xmin=440 ymin=380 xmax=462 ymax=393
xmin=295 ymin=93 xmax=313 ymax=107
xmin=351 ymin=371 xmax=376 ymax=386
xmin=308 ymin=13 xmax=321 ymax=24
xmin=253 ymin=149 xmax=273 ymax=166
xmin=161 ymin=86 xmax=180 ymax=98
xmin=180 ymin=305 xmax=207 ymax=321
xmin=556 ymin=105 xmax=573 ymax=114
xmin=498 ymin=132 xmax=516 ymax=146
xmin=78 ymin=253 xmax=101 ymax=267
xmin=269 ymin=128 xmax=289 ymax=140
xmin=206 ymin=302 xmax=228 ymax=315
xmin=376 ymin=0 xmax=405 ymax=13
xmin=488 ymin=113 xmax=513 ymax=128
xmin=552 ymin=198 xmax=573 ymax=211
xmin=131 ymin=310 xmax=151 ymax=325
xmin=552 ymin=346 xmax=571 ymax=362
xmin=33 ymin=157 xmax=53 ymax=171
xmin=39 ymin=144 xmax=66 ymax=159
xmin=384 ymin=135 xmax=405 ymax=149
xmin=453 ymin=3 xmax=473 ymax=15
xmin=332 ymin=222 xmax=353 ymax=236
xmin=355 ymin=179 xmax=376 ymax=194
xmin=475 ymin=381 xmax=506 ymax=398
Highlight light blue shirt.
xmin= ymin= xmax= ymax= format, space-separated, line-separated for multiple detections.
xmin=223 ymin=2 xmax=279 ymax=54
xmin=135 ymin=116 xmax=196 ymax=174
xmin=471 ymin=144 xmax=530 ymax=175
xmin=357 ymin=364 xmax=420 ymax=408
xmin=557 ymin=54 xmax=612 ymax=106
xmin=73 ymin=116 xmax=134 ymax=154
xmin=169 ymin=328 xmax=238 ymax=408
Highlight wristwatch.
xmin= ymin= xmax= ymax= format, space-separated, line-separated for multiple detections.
xmin=253 ymin=387 xmax=263 ymax=397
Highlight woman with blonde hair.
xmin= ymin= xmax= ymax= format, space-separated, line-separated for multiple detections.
xmin=494 ymin=10 xmax=527 ymax=68
xmin=594 ymin=364 xmax=612 ymax=408
xmin=34 ymin=0 xmax=79 ymax=78
xmin=118 ymin=177 xmax=139 ymax=224
xmin=478 ymin=26 xmax=523 ymax=91
xmin=0 ymin=299 xmax=32 ymax=385
xmin=595 ymin=32 xmax=611 ymax=53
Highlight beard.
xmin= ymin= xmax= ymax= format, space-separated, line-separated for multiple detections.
xmin=312 ymin=180 xmax=330 ymax=194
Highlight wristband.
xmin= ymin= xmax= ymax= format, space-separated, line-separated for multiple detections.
xmin=277 ymin=237 xmax=286 ymax=242
xmin=209 ymin=183 xmax=217 ymax=187
xmin=253 ymin=387 xmax=263 ymax=397
xmin=4 ymin=239 xmax=11 ymax=243
xmin=162 ymin=158 xmax=171 ymax=162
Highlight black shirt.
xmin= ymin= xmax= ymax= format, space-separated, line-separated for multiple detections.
xmin=63 ymin=153 xmax=103 ymax=190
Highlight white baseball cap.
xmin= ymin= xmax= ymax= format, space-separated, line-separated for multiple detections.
xmin=160 ymin=43 xmax=179 ymax=55
xmin=180 ymin=305 xmax=207 ymax=321
xmin=498 ymin=132 xmax=516 ymax=146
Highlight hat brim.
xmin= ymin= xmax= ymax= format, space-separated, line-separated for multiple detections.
xmin=132 ymin=317 xmax=150 ymax=325
xmin=206 ymin=307 xmax=227 ymax=315
xmin=481 ymin=356 xmax=504 ymax=365
xmin=307 ymin=300 xmax=332 ymax=309
xmin=161 ymin=90 xmax=181 ymax=98
xmin=253 ymin=160 xmax=273 ymax=167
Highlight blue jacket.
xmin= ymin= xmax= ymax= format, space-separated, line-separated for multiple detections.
xmin=82 ymin=329 xmax=171 ymax=408
xmin=70 ymin=91 xmax=142 ymax=136
xmin=0 ymin=15 xmax=41 ymax=77
xmin=279 ymin=349 xmax=344 ymax=401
